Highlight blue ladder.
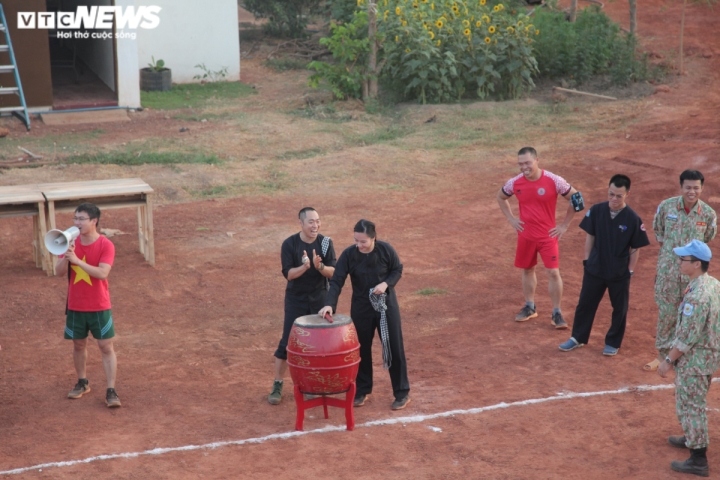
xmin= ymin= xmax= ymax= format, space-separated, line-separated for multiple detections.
xmin=0 ymin=4 xmax=30 ymax=130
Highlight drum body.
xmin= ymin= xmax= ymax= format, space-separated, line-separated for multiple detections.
xmin=287 ymin=314 xmax=360 ymax=395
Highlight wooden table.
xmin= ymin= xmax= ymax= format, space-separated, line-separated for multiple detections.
xmin=39 ymin=178 xmax=155 ymax=274
xmin=0 ymin=184 xmax=51 ymax=272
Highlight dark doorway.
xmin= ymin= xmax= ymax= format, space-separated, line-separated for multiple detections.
xmin=46 ymin=0 xmax=118 ymax=109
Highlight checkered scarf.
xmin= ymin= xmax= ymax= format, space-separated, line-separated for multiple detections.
xmin=369 ymin=290 xmax=392 ymax=370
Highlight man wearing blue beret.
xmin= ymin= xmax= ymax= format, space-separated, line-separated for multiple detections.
xmin=659 ymin=239 xmax=720 ymax=477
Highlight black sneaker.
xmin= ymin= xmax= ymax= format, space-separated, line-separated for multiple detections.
xmin=106 ymin=388 xmax=121 ymax=408
xmin=515 ymin=305 xmax=538 ymax=322
xmin=552 ymin=312 xmax=568 ymax=329
xmin=68 ymin=379 xmax=90 ymax=399
xmin=391 ymin=396 xmax=411 ymax=411
xmin=353 ymin=394 xmax=367 ymax=407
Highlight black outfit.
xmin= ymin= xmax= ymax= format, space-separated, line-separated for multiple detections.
xmin=325 ymin=241 xmax=410 ymax=401
xmin=571 ymin=202 xmax=650 ymax=347
xmin=274 ymin=233 xmax=336 ymax=359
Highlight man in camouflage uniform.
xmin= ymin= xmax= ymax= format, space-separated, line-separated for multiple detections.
xmin=658 ymin=240 xmax=720 ymax=477
xmin=648 ymin=170 xmax=717 ymax=371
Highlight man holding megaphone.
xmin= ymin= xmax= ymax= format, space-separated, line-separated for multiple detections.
xmin=54 ymin=203 xmax=121 ymax=408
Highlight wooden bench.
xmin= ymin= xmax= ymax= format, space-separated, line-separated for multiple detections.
xmin=39 ymin=178 xmax=155 ymax=275
xmin=0 ymin=184 xmax=51 ymax=272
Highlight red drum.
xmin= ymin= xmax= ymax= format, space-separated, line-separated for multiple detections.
xmin=287 ymin=314 xmax=360 ymax=431
xmin=287 ymin=314 xmax=360 ymax=395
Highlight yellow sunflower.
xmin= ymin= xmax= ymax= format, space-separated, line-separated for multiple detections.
xmin=484 ymin=36 xmax=491 ymax=44
xmin=517 ymin=21 xmax=523 ymax=27
xmin=482 ymin=14 xmax=490 ymax=23
xmin=480 ymin=0 xmax=486 ymax=4
xmin=475 ymin=20 xmax=482 ymax=27
xmin=452 ymin=6 xmax=460 ymax=14
xmin=357 ymin=0 xmax=364 ymax=5
xmin=429 ymin=30 xmax=435 ymax=39
xmin=405 ymin=48 xmax=411 ymax=53
xmin=462 ymin=19 xmax=470 ymax=28
xmin=536 ymin=29 xmax=540 ymax=35
xmin=431 ymin=2 xmax=435 ymax=9
xmin=488 ymin=25 xmax=496 ymax=34
xmin=464 ymin=28 xmax=471 ymax=36
xmin=497 ymin=4 xmax=504 ymax=10
xmin=395 ymin=6 xmax=402 ymax=15
xmin=493 ymin=5 xmax=500 ymax=12
xmin=413 ymin=2 xmax=419 ymax=8
xmin=506 ymin=26 xmax=514 ymax=33
xmin=435 ymin=19 xmax=444 ymax=28
xmin=436 ymin=39 xmax=441 ymax=46
xmin=395 ymin=35 xmax=400 ymax=42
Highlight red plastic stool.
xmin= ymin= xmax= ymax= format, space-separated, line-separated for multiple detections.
xmin=293 ymin=382 xmax=356 ymax=431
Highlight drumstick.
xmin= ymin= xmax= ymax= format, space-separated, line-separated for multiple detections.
xmin=323 ymin=312 xmax=333 ymax=323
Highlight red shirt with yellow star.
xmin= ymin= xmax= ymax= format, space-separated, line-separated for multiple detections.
xmin=66 ymin=235 xmax=115 ymax=311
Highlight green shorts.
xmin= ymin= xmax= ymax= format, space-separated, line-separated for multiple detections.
xmin=64 ymin=310 xmax=115 ymax=340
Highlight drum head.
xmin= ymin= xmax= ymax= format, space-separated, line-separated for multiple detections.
xmin=294 ymin=313 xmax=352 ymax=328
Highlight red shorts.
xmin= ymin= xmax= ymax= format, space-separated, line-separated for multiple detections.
xmin=514 ymin=236 xmax=560 ymax=269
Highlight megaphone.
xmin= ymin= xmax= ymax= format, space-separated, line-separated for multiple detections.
xmin=44 ymin=227 xmax=80 ymax=255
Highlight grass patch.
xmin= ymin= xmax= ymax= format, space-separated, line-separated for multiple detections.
xmin=68 ymin=151 xmax=221 ymax=166
xmin=292 ymin=104 xmax=355 ymax=122
xmin=415 ymin=288 xmax=447 ymax=296
xmin=0 ymin=130 xmax=105 ymax=159
xmin=418 ymin=102 xmax=602 ymax=150
xmin=275 ymin=147 xmax=326 ymax=160
xmin=265 ymin=57 xmax=309 ymax=71
xmin=141 ymin=82 xmax=256 ymax=110
xmin=194 ymin=186 xmax=228 ymax=197
xmin=257 ymin=166 xmax=289 ymax=192
xmin=352 ymin=124 xmax=415 ymax=146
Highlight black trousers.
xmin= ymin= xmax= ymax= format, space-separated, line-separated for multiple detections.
xmin=274 ymin=290 xmax=326 ymax=360
xmin=352 ymin=301 xmax=410 ymax=401
xmin=571 ymin=270 xmax=630 ymax=349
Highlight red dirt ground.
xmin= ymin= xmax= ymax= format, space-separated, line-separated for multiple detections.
xmin=2 ymin=1 xmax=720 ymax=478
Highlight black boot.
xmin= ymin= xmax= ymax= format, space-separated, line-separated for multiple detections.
xmin=668 ymin=435 xmax=688 ymax=449
xmin=671 ymin=448 xmax=709 ymax=477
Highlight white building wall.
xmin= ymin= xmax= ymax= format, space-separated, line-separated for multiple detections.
xmin=116 ymin=0 xmax=140 ymax=107
xmin=135 ymin=0 xmax=240 ymax=83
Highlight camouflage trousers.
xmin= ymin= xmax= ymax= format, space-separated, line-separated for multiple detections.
xmin=675 ymin=371 xmax=712 ymax=449
xmin=655 ymin=274 xmax=687 ymax=353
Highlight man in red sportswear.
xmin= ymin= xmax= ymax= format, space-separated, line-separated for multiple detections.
xmin=55 ymin=203 xmax=120 ymax=408
xmin=497 ymin=147 xmax=582 ymax=329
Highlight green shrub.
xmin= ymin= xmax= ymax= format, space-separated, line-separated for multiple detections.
xmin=308 ymin=11 xmax=370 ymax=99
xmin=532 ymin=6 xmax=650 ymax=85
xmin=241 ymin=0 xmax=323 ymax=38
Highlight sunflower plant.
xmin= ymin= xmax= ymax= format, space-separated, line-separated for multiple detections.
xmin=309 ymin=0 xmax=537 ymax=103
xmin=379 ymin=0 xmax=537 ymax=102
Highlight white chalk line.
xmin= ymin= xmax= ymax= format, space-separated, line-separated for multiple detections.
xmin=3 ymin=380 xmax=715 ymax=476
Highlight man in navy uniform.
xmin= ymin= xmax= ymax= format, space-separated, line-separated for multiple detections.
xmin=559 ymin=174 xmax=650 ymax=355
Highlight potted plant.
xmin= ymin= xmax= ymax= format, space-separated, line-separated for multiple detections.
xmin=140 ymin=56 xmax=172 ymax=91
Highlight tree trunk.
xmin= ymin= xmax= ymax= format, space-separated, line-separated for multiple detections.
xmin=367 ymin=1 xmax=378 ymax=101
xmin=629 ymin=0 xmax=637 ymax=36
xmin=679 ymin=0 xmax=687 ymax=74
xmin=569 ymin=0 xmax=578 ymax=22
